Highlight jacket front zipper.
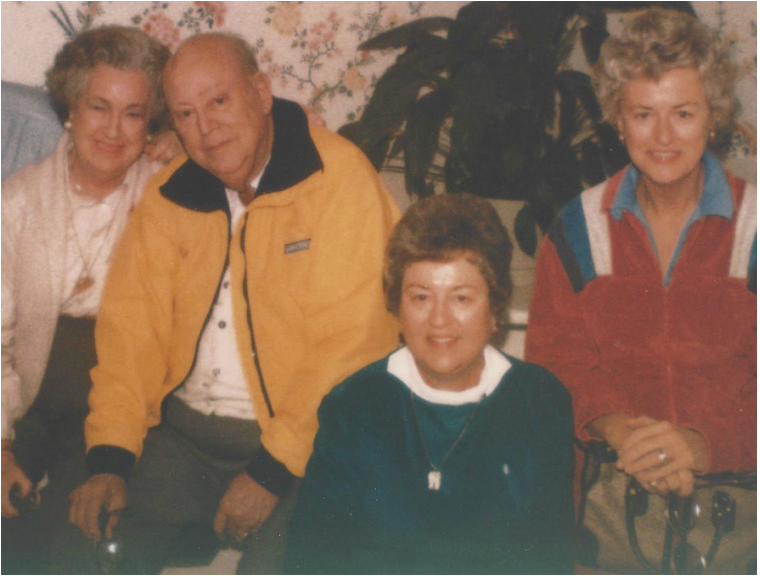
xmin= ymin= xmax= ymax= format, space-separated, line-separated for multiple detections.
xmin=240 ymin=211 xmax=275 ymax=418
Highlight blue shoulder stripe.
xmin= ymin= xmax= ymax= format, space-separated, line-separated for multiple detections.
xmin=547 ymin=197 xmax=596 ymax=293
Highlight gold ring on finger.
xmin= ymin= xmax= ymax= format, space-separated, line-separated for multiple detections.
xmin=657 ymin=449 xmax=667 ymax=463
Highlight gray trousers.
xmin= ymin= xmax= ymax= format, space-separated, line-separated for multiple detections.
xmin=53 ymin=395 xmax=298 ymax=574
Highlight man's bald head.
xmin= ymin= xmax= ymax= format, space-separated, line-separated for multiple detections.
xmin=167 ymin=32 xmax=259 ymax=79
xmin=162 ymin=31 xmax=274 ymax=191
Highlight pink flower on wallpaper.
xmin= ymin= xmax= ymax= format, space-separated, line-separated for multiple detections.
xmin=194 ymin=1 xmax=227 ymax=27
xmin=271 ymin=3 xmax=303 ymax=35
xmin=85 ymin=2 xmax=103 ymax=18
xmin=384 ymin=9 xmax=402 ymax=27
xmin=343 ymin=66 xmax=367 ymax=91
xmin=142 ymin=12 xmax=180 ymax=51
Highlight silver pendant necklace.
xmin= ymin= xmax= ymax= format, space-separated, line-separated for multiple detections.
xmin=408 ymin=391 xmax=484 ymax=491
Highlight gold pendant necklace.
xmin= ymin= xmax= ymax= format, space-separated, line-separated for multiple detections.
xmin=408 ymin=391 xmax=484 ymax=491
xmin=66 ymin=165 xmax=128 ymax=296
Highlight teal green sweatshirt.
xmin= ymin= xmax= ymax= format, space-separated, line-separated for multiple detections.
xmin=286 ymin=352 xmax=575 ymax=574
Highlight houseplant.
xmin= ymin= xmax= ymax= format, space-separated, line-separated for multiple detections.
xmin=339 ymin=1 xmax=694 ymax=255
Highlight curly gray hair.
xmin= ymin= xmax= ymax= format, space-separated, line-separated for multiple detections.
xmin=46 ymin=25 xmax=171 ymax=131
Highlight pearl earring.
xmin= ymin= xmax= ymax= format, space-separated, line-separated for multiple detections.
xmin=64 ymin=120 xmax=72 ymax=131
xmin=147 ymin=134 xmax=154 ymax=143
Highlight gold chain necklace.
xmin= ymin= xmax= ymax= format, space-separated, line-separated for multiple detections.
xmin=65 ymin=167 xmax=128 ymax=295
xmin=408 ymin=390 xmax=484 ymax=491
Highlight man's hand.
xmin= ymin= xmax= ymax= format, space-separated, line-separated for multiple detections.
xmin=1 ymin=449 xmax=33 ymax=517
xmin=213 ymin=472 xmax=279 ymax=542
xmin=68 ymin=473 xmax=126 ymax=542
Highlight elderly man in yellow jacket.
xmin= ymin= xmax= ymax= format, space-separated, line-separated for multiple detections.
xmin=63 ymin=32 xmax=399 ymax=573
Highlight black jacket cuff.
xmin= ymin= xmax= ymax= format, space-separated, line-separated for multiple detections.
xmin=245 ymin=445 xmax=297 ymax=497
xmin=86 ymin=445 xmax=136 ymax=481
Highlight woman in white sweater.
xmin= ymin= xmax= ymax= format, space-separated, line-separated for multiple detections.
xmin=1 ymin=26 xmax=173 ymax=573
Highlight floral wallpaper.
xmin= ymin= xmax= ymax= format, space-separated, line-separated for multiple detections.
xmin=3 ymin=1 xmax=442 ymax=130
xmin=0 ymin=1 xmax=756 ymax=168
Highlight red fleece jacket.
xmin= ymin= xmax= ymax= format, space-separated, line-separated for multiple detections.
xmin=526 ymin=167 xmax=756 ymax=474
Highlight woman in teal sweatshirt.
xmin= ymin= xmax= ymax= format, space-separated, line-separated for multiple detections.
xmin=286 ymin=194 xmax=575 ymax=574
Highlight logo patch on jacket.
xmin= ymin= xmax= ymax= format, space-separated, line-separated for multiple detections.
xmin=284 ymin=239 xmax=311 ymax=254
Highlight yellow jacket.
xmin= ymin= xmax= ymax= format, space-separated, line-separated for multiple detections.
xmin=85 ymin=100 xmax=400 ymax=488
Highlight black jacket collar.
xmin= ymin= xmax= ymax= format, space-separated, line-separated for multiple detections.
xmin=160 ymin=98 xmax=324 ymax=213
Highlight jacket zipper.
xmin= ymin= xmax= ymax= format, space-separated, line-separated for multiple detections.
xmin=240 ymin=212 xmax=275 ymax=418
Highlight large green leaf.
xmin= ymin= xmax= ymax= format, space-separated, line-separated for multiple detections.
xmin=357 ymin=61 xmax=427 ymax=147
xmin=580 ymin=23 xmax=609 ymax=65
xmin=556 ymin=80 xmax=579 ymax=146
xmin=449 ymin=59 xmax=498 ymax=167
xmin=509 ymin=2 xmax=573 ymax=55
xmin=356 ymin=34 xmax=450 ymax=148
xmin=555 ymin=71 xmax=602 ymax=122
xmin=443 ymin=145 xmax=470 ymax=194
xmin=404 ymin=89 xmax=450 ymax=194
xmin=446 ymin=2 xmax=510 ymax=72
xmin=544 ymin=141 xmax=584 ymax=211
xmin=555 ymin=70 xmax=603 ymax=146
xmin=578 ymin=138 xmax=607 ymax=186
xmin=339 ymin=122 xmax=392 ymax=171
xmin=525 ymin=183 xmax=556 ymax=234
xmin=514 ymin=203 xmax=539 ymax=256
xmin=358 ymin=17 xmax=454 ymax=51
xmin=595 ymin=122 xmax=630 ymax=175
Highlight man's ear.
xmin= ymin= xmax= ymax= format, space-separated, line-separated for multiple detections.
xmin=250 ymin=71 xmax=273 ymax=115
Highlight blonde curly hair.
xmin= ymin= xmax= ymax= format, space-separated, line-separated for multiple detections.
xmin=593 ymin=8 xmax=738 ymax=139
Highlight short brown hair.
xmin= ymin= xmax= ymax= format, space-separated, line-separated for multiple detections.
xmin=384 ymin=194 xmax=513 ymax=336
xmin=594 ymin=8 xmax=738 ymax=138
xmin=46 ymin=26 xmax=171 ymax=131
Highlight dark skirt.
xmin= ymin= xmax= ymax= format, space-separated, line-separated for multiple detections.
xmin=3 ymin=315 xmax=95 ymax=574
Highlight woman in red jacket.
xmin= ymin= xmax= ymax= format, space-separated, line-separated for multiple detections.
xmin=526 ymin=7 xmax=755 ymax=573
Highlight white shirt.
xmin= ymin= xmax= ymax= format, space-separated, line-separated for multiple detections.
xmin=175 ymin=174 xmax=265 ymax=420
xmin=60 ymin=160 xmax=145 ymax=317
xmin=388 ymin=344 xmax=511 ymax=406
